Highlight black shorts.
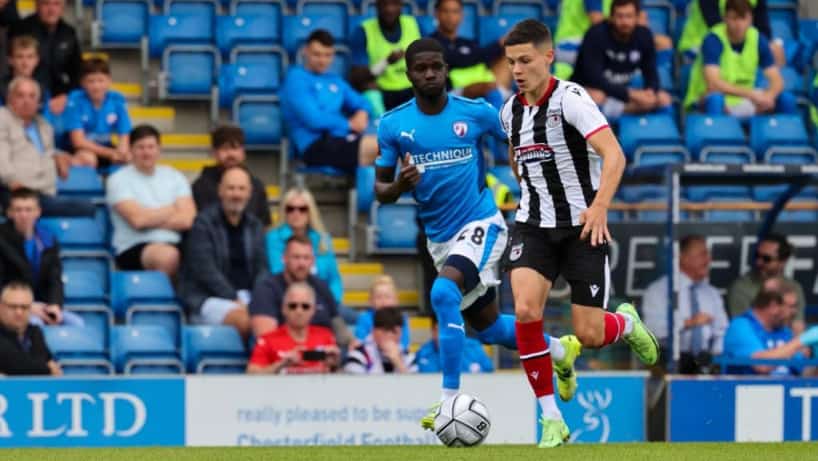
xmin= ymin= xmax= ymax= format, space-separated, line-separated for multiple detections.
xmin=504 ymin=223 xmax=610 ymax=308
xmin=115 ymin=243 xmax=149 ymax=270
xmin=302 ymin=134 xmax=361 ymax=175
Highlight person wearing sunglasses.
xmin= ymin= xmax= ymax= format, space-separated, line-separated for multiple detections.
xmin=727 ymin=233 xmax=805 ymax=320
xmin=266 ymin=187 xmax=343 ymax=305
xmin=247 ymin=282 xmax=340 ymax=375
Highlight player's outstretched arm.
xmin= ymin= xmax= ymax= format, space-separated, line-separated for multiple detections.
xmin=580 ymin=127 xmax=626 ymax=246
xmin=374 ymin=153 xmax=421 ymax=204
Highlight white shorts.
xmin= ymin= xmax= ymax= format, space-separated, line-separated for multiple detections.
xmin=201 ymin=290 xmax=251 ymax=325
xmin=427 ymin=211 xmax=508 ymax=310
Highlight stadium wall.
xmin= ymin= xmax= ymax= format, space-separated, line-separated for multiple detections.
xmin=0 ymin=373 xmax=646 ymax=447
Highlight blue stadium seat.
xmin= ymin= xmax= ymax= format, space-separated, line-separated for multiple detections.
xmin=479 ymin=15 xmax=528 ymax=47
xmin=492 ymin=0 xmax=546 ymax=20
xmin=160 ymin=46 xmax=220 ymax=99
xmin=110 ymin=271 xmax=177 ymax=319
xmin=618 ymin=114 xmax=688 ymax=165
xmin=56 ymin=167 xmax=105 ymax=199
xmin=367 ymin=202 xmax=418 ymax=254
xmin=778 ymin=200 xmax=818 ymax=222
xmin=230 ymin=0 xmax=283 ymax=19
xmin=749 ymin=115 xmax=817 ymax=164
xmin=43 ymin=326 xmax=113 ymax=375
xmin=127 ymin=304 xmax=185 ymax=348
xmin=297 ymin=0 xmax=353 ymax=18
xmin=800 ymin=19 xmax=818 ymax=67
xmin=356 ymin=166 xmax=376 ymax=214
xmin=147 ymin=14 xmax=214 ymax=58
xmin=65 ymin=305 xmax=114 ymax=347
xmin=752 ymin=184 xmax=789 ymax=202
xmin=684 ymin=114 xmax=752 ymax=163
xmin=63 ymin=270 xmax=107 ymax=304
xmin=361 ymin=0 xmax=417 ymax=16
xmin=282 ymin=15 xmax=347 ymax=55
xmin=779 ymin=66 xmax=805 ymax=96
xmin=233 ymin=95 xmax=283 ymax=148
xmin=183 ymin=326 xmax=247 ymax=373
xmin=619 ymin=185 xmax=666 ymax=203
xmin=93 ymin=0 xmax=150 ymax=48
xmin=644 ymin=1 xmax=673 ymax=36
xmin=38 ymin=217 xmax=108 ymax=252
xmin=111 ymin=325 xmax=182 ymax=374
xmin=488 ymin=165 xmax=521 ymax=200
xmin=686 ymin=185 xmax=754 ymax=221
xmin=216 ymin=15 xmax=281 ymax=55
xmin=62 ymin=257 xmax=110 ymax=287
xmin=164 ymin=0 xmax=217 ymax=22
xmin=455 ymin=0 xmax=481 ymax=40
xmin=216 ymin=49 xmax=286 ymax=108
xmin=755 ymin=186 xmax=818 ymax=222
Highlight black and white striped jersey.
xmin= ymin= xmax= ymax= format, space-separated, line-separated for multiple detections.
xmin=499 ymin=77 xmax=609 ymax=228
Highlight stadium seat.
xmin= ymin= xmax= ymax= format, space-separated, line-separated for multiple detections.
xmin=233 ymin=95 xmax=283 ymax=148
xmin=644 ymin=1 xmax=673 ymax=36
xmin=215 ymin=15 xmax=281 ymax=56
xmin=492 ymin=0 xmax=546 ymax=20
xmin=216 ymin=48 xmax=286 ymax=109
xmin=62 ymin=257 xmax=110 ymax=288
xmin=65 ymin=304 xmax=114 ymax=347
xmin=800 ymin=19 xmax=818 ymax=67
xmin=778 ymin=200 xmax=818 ymax=222
xmin=478 ymin=15 xmax=529 ymax=47
xmin=164 ymin=0 xmax=218 ymax=22
xmin=159 ymin=46 xmax=220 ymax=100
xmin=56 ymin=167 xmax=105 ymax=199
xmin=752 ymin=184 xmax=789 ymax=202
xmin=619 ymin=185 xmax=666 ymax=203
xmin=488 ymin=165 xmax=521 ymax=200
xmin=297 ymin=0 xmax=353 ymax=18
xmin=38 ymin=217 xmax=110 ymax=266
xmin=618 ymin=114 xmax=688 ymax=165
xmin=183 ymin=325 xmax=247 ymax=373
xmin=63 ymin=270 xmax=107 ymax=304
xmin=749 ymin=115 xmax=818 ymax=164
xmin=127 ymin=304 xmax=185 ymax=348
xmin=92 ymin=0 xmax=150 ymax=48
xmin=684 ymin=114 xmax=753 ymax=163
xmin=110 ymin=271 xmax=177 ymax=319
xmin=282 ymin=14 xmax=348 ymax=55
xmin=230 ymin=0 xmax=283 ymax=19
xmin=367 ymin=202 xmax=418 ymax=254
xmin=146 ymin=14 xmax=214 ymax=58
xmin=43 ymin=325 xmax=114 ymax=375
xmin=686 ymin=186 xmax=755 ymax=221
xmin=111 ymin=325 xmax=183 ymax=374
xmin=361 ymin=0 xmax=417 ymax=16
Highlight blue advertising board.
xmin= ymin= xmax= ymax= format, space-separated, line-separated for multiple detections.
xmin=538 ymin=372 xmax=647 ymax=443
xmin=668 ymin=377 xmax=818 ymax=442
xmin=0 ymin=377 xmax=185 ymax=447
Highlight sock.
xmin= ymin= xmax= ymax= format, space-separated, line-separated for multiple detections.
xmin=431 ymin=278 xmax=465 ymax=393
xmin=441 ymin=388 xmax=458 ymax=402
xmin=538 ymin=395 xmax=561 ymax=419
xmin=476 ymin=313 xmax=517 ymax=350
xmin=602 ymin=312 xmax=631 ymax=346
xmin=516 ymin=320 xmax=556 ymax=415
xmin=549 ymin=336 xmax=565 ymax=361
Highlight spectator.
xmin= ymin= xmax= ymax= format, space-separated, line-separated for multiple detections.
xmin=430 ymin=0 xmax=509 ymax=110
xmin=64 ymin=58 xmax=132 ymax=168
xmin=780 ymin=282 xmax=804 ymax=336
xmin=354 ymin=275 xmax=410 ymax=349
xmin=247 ymin=282 xmax=340 ymax=374
xmin=192 ymin=125 xmax=271 ymax=227
xmin=414 ymin=315 xmax=494 ymax=373
xmin=282 ymin=30 xmax=377 ymax=175
xmin=0 ymin=76 xmax=95 ymax=217
xmin=8 ymin=0 xmax=82 ymax=117
xmin=683 ymin=0 xmax=794 ymax=118
xmin=0 ymin=281 xmax=62 ymax=375
xmin=572 ymin=0 xmax=672 ymax=120
xmin=344 ymin=307 xmax=415 ymax=374
xmin=178 ymin=166 xmax=267 ymax=341
xmin=727 ymin=233 xmax=805 ymax=318
xmin=0 ymin=188 xmax=84 ymax=327
xmin=810 ymin=74 xmax=817 ymax=133
xmin=723 ymin=289 xmax=818 ymax=375
xmin=0 ymin=35 xmax=49 ymax=105
xmin=678 ymin=0 xmax=784 ymax=66
xmin=250 ymin=235 xmax=353 ymax=345
xmin=350 ymin=0 xmax=421 ymax=110
xmin=642 ymin=235 xmax=729 ymax=374
xmin=267 ymin=187 xmax=342 ymax=304
xmin=106 ymin=124 xmax=196 ymax=278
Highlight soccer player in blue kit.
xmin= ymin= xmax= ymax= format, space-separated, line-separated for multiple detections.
xmin=374 ymin=38 xmax=582 ymax=430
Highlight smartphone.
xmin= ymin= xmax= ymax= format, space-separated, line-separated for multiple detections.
xmin=302 ymin=350 xmax=327 ymax=361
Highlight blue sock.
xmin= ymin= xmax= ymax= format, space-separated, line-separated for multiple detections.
xmin=476 ymin=313 xmax=517 ymax=350
xmin=431 ymin=277 xmax=465 ymax=393
xmin=703 ymin=93 xmax=725 ymax=115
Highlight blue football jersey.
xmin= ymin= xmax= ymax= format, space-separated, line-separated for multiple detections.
xmin=376 ymin=95 xmax=506 ymax=242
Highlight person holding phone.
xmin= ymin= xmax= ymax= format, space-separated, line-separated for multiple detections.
xmin=246 ymin=282 xmax=340 ymax=375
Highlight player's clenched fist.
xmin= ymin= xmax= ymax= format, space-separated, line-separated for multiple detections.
xmin=396 ymin=153 xmax=421 ymax=193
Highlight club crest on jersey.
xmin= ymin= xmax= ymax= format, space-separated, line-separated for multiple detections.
xmin=509 ymin=242 xmax=524 ymax=261
xmin=452 ymin=121 xmax=468 ymax=138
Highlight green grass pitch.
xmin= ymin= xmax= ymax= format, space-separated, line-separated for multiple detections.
xmin=3 ymin=443 xmax=815 ymax=461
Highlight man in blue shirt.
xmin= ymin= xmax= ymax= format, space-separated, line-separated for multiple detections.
xmin=374 ymin=38 xmax=580 ymax=430
xmin=64 ymin=57 xmax=132 ymax=169
xmin=281 ymin=30 xmax=377 ymax=176
xmin=414 ymin=315 xmax=494 ymax=373
xmin=723 ymin=289 xmax=818 ymax=375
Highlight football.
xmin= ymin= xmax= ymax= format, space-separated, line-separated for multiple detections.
xmin=433 ymin=393 xmax=491 ymax=447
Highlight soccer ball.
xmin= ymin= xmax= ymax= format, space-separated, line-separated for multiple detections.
xmin=434 ymin=393 xmax=491 ymax=447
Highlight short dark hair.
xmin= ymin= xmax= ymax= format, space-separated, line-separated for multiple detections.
xmin=211 ymin=124 xmax=245 ymax=149
xmin=373 ymin=307 xmax=403 ymax=331
xmin=680 ymin=235 xmax=706 ymax=254
xmin=405 ymin=38 xmax=445 ymax=69
xmin=760 ymin=233 xmax=792 ymax=261
xmin=8 ymin=35 xmax=38 ymax=57
xmin=610 ymin=0 xmax=641 ymax=14
xmin=0 ymin=280 xmax=33 ymax=300
xmin=504 ymin=19 xmax=552 ymax=48
xmin=724 ymin=0 xmax=752 ymax=16
xmin=129 ymin=124 xmax=161 ymax=146
xmin=285 ymin=235 xmax=313 ymax=251
xmin=306 ymin=29 xmax=334 ymax=47
xmin=753 ymin=289 xmax=783 ymax=310
xmin=9 ymin=187 xmax=40 ymax=205
xmin=80 ymin=57 xmax=111 ymax=79
xmin=434 ymin=0 xmax=462 ymax=9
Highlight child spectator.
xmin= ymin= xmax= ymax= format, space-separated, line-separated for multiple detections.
xmin=354 ymin=275 xmax=410 ymax=350
xmin=0 ymin=35 xmax=50 ymax=108
xmin=64 ymin=57 xmax=132 ymax=168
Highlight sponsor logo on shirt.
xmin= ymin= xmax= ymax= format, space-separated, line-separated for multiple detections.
xmin=514 ymin=143 xmax=555 ymax=163
xmin=409 ymin=147 xmax=473 ymax=170
xmin=452 ymin=121 xmax=468 ymax=138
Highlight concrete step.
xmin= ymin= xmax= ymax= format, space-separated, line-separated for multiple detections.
xmin=129 ymin=105 xmax=175 ymax=133
xmin=112 ymin=82 xmax=143 ymax=100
